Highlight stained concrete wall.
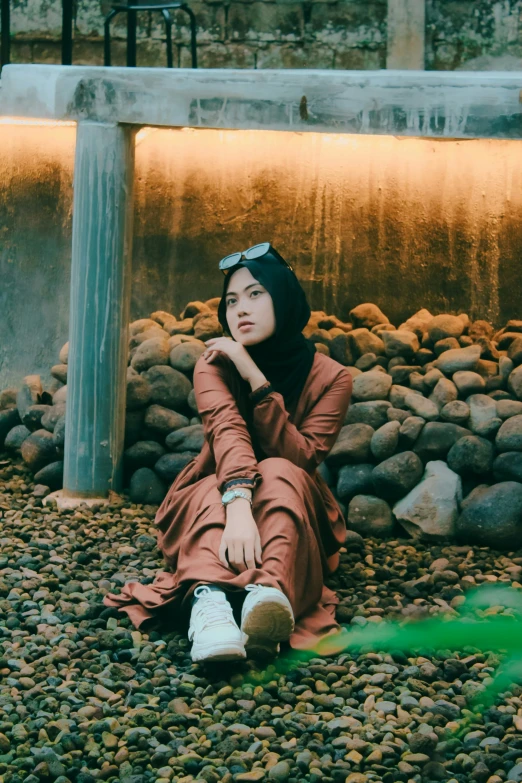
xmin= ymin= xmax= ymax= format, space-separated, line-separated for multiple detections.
xmin=4 ymin=0 xmax=522 ymax=71
xmin=2 ymin=123 xmax=522 ymax=387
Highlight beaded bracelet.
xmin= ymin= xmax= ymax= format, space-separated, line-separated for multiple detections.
xmin=222 ymin=477 xmax=256 ymax=492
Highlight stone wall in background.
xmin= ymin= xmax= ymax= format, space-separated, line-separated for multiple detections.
xmin=5 ymin=0 xmax=522 ymax=71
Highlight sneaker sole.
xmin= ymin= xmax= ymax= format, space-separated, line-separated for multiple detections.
xmin=191 ymin=640 xmax=247 ymax=663
xmin=242 ymin=596 xmax=295 ymax=643
xmin=245 ymin=637 xmax=280 ymax=659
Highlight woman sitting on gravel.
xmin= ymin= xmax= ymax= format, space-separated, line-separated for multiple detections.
xmin=104 ymin=243 xmax=352 ymax=663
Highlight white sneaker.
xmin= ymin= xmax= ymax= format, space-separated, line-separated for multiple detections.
xmin=241 ymin=584 xmax=295 ymax=658
xmin=188 ymin=586 xmax=247 ymax=663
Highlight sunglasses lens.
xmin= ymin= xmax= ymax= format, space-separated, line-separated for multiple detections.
xmin=245 ymin=242 xmax=271 ymax=260
xmin=219 ymin=252 xmax=242 ymax=270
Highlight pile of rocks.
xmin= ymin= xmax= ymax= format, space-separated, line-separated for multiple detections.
xmin=0 ymin=455 xmax=522 ymax=783
xmin=2 ymin=299 xmax=522 ymax=549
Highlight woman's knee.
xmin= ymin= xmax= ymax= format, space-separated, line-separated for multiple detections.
xmin=258 ymin=457 xmax=306 ymax=480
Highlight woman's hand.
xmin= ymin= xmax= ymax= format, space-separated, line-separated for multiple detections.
xmin=219 ymin=500 xmax=262 ymax=572
xmin=203 ymin=337 xmax=258 ymax=383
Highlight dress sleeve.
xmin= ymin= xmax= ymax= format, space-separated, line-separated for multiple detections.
xmin=193 ymin=355 xmax=262 ymax=495
xmin=249 ymin=369 xmax=352 ymax=473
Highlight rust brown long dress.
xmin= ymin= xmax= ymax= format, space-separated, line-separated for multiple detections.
xmin=103 ymin=350 xmax=352 ymax=650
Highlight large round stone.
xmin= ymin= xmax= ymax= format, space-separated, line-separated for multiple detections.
xmin=151 ymin=309 xmax=177 ymax=327
xmin=347 ymin=495 xmax=394 ymax=537
xmin=126 ymin=373 xmax=152 ymax=410
xmin=50 ymin=364 xmax=68 ymax=384
xmin=493 ymin=452 xmax=522 ymax=483
xmin=193 ymin=314 xmax=223 ymax=341
xmin=429 ymin=378 xmax=458 ymax=409
xmin=187 ymin=389 xmax=199 ymax=415
xmin=349 ymin=303 xmax=389 ymax=329
xmin=389 ymin=385 xmax=422 ymax=409
xmin=434 ymin=337 xmax=460 ymax=355
xmin=0 ymin=388 xmax=18 ymax=409
xmin=433 ymin=346 xmax=481 ymax=375
xmin=345 ymin=401 xmax=391 ymax=429
xmin=468 ymin=394 xmax=498 ymax=435
xmin=456 ymin=481 xmax=522 ymax=549
xmin=124 ymin=441 xmax=166 ymax=471
xmin=370 ymin=421 xmax=400 ymax=461
xmin=453 ymin=371 xmax=486 ymax=396
xmin=413 ymin=422 xmax=470 ymax=462
xmin=404 ymin=393 xmax=439 ymax=422
xmin=507 ymin=366 xmax=522 ymax=399
xmin=372 ymin=451 xmax=424 ymax=501
xmin=446 ymin=435 xmax=494 ymax=476
xmin=399 ymin=416 xmax=425 ymax=447
xmin=20 ymin=429 xmax=57 ymax=472
xmin=325 ymin=424 xmax=374 ymax=467
xmin=166 ymin=425 xmax=204 ymax=453
xmin=125 ymin=410 xmax=145 ymax=448
xmin=167 ymin=317 xmax=195 ymax=336
xmin=336 ymin=463 xmax=375 ymax=501
xmin=169 ymin=342 xmax=206 ymax=374
xmin=496 ymin=400 xmax=522 ymax=419
xmin=142 ymin=366 xmax=192 ymax=410
xmin=329 ymin=334 xmax=354 ymax=366
xmin=154 ymin=452 xmax=199 ymax=483
xmin=399 ymin=308 xmax=433 ymax=338
xmin=440 ymin=400 xmax=470 ymax=425
xmin=348 ymin=329 xmax=385 ymax=358
xmin=382 ymin=330 xmax=419 ymax=359
xmin=59 ymin=342 xmax=69 ymax=364
xmin=496 ymin=415 xmax=522 ymax=452
xmin=34 ymin=461 xmax=64 ymax=491
xmin=129 ymin=318 xmax=163 ymax=336
xmin=352 ymin=371 xmax=392 ymax=402
xmin=41 ymin=403 xmax=66 ymax=433
xmin=129 ymin=468 xmax=167 ymax=505
xmin=427 ymin=314 xmax=464 ymax=343
xmin=129 ymin=327 xmax=169 ymax=350
xmin=16 ymin=375 xmax=43 ymax=421
xmin=130 ymin=337 xmax=170 ymax=372
xmin=4 ymin=424 xmax=31 ymax=451
xmin=22 ymin=404 xmax=51 ymax=432
xmin=52 ymin=416 xmax=66 ymax=451
xmin=143 ymin=405 xmax=189 ymax=438
xmin=182 ymin=301 xmax=212 ymax=319
xmin=393 ymin=460 xmax=462 ymax=540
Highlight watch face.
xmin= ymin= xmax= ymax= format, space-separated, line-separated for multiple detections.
xmin=222 ymin=491 xmax=235 ymax=503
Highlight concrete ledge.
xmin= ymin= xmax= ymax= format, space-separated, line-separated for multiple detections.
xmin=1 ymin=65 xmax=522 ymax=138
xmin=43 ymin=489 xmax=123 ymax=509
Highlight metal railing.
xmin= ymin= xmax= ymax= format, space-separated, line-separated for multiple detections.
xmin=0 ymin=0 xmax=197 ymax=70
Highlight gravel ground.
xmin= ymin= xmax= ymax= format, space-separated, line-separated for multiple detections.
xmin=1 ymin=454 xmax=522 ymax=783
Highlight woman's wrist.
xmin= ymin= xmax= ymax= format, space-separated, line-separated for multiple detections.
xmin=247 ymin=369 xmax=269 ymax=393
xmin=226 ymin=498 xmax=253 ymax=523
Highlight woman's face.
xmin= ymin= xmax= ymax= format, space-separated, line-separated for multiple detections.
xmin=225 ymin=266 xmax=276 ymax=345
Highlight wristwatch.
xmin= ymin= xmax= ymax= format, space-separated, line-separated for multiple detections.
xmin=221 ymin=489 xmax=253 ymax=507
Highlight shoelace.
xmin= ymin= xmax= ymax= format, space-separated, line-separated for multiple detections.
xmin=245 ymin=584 xmax=267 ymax=594
xmin=190 ymin=594 xmax=236 ymax=637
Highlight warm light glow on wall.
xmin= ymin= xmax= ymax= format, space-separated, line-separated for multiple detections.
xmin=0 ymin=117 xmax=76 ymax=127
xmin=132 ymin=126 xmax=522 ymax=325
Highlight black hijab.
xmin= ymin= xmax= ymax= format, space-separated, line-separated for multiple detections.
xmin=217 ymin=257 xmax=316 ymax=410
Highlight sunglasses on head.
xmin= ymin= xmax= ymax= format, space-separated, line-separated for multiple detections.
xmin=218 ymin=242 xmax=294 ymax=275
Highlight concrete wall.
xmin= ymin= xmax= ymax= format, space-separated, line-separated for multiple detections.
xmin=2 ymin=123 xmax=522 ymax=387
xmin=4 ymin=0 xmax=522 ymax=71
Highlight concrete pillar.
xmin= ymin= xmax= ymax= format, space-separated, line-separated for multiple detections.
xmin=387 ymin=0 xmax=425 ymax=70
xmin=63 ymin=121 xmax=136 ymax=499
